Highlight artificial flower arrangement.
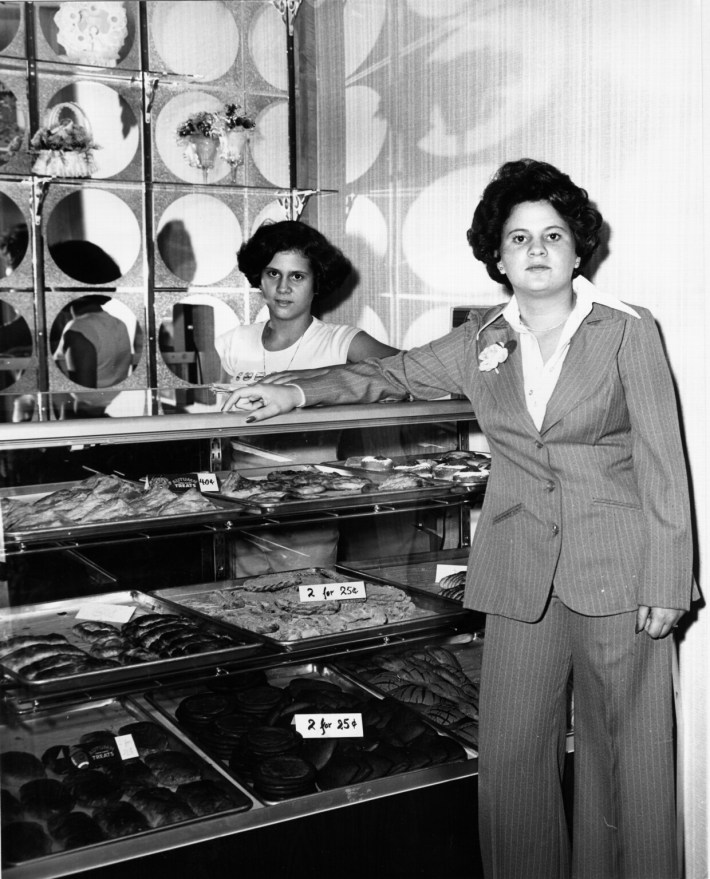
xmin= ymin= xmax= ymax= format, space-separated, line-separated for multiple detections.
xmin=30 ymin=106 xmax=99 ymax=178
xmin=177 ymin=104 xmax=256 ymax=179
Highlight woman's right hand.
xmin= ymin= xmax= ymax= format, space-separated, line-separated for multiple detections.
xmin=221 ymin=381 xmax=302 ymax=422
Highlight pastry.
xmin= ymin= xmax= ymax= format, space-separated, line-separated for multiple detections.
xmin=1 ymin=788 xmax=23 ymax=824
xmin=376 ymin=473 xmax=425 ymax=491
xmin=359 ymin=455 xmax=394 ymax=471
xmin=176 ymin=779 xmax=250 ymax=817
xmin=117 ymin=721 xmax=170 ymax=756
xmin=110 ymin=759 xmax=156 ymax=794
xmin=0 ymin=633 xmax=69 ymax=658
xmin=2 ymin=643 xmax=88 ymax=673
xmin=2 ymin=820 xmax=52 ymax=862
xmin=19 ymin=778 xmax=74 ymax=820
xmin=128 ymin=786 xmax=195 ymax=827
xmin=72 ymin=621 xmax=121 ymax=643
xmin=143 ymin=751 xmax=202 ymax=786
xmin=92 ymin=802 xmax=149 ymax=838
xmin=1 ymin=751 xmax=46 ymax=787
xmin=47 ymin=811 xmax=105 ymax=849
xmin=62 ymin=770 xmax=122 ymax=808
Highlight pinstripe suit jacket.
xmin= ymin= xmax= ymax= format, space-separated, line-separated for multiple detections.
xmin=297 ymin=302 xmax=695 ymax=622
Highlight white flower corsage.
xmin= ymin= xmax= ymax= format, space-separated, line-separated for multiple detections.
xmin=478 ymin=342 xmax=510 ymax=373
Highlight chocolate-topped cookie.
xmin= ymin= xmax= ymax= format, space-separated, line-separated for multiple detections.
xmin=234 ymin=685 xmax=284 ymax=717
xmin=175 ymin=692 xmax=233 ymax=731
xmin=252 ymin=755 xmax=316 ymax=800
xmin=199 ymin=713 xmax=253 ymax=759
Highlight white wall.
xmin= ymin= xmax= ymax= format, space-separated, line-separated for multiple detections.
xmin=310 ymin=1 xmax=709 ymax=871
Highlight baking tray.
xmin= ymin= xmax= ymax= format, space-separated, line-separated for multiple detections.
xmin=0 ymin=590 xmax=264 ymax=695
xmin=151 ymin=566 xmax=469 ymax=653
xmin=326 ymin=451 xmax=490 ymax=485
xmin=215 ymin=464 xmax=473 ymax=514
xmin=334 ymin=633 xmax=483 ymax=752
xmin=0 ymin=695 xmax=253 ymax=867
xmin=0 ymin=480 xmax=256 ymax=547
xmin=146 ymin=661 xmax=474 ymax=806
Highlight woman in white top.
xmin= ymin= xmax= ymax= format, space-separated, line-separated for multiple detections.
xmin=216 ymin=220 xmax=398 ymax=577
xmin=216 ymin=220 xmax=397 ymax=382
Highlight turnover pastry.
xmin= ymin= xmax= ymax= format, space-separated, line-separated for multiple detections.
xmin=144 ymin=751 xmax=202 ymax=786
xmin=128 ymin=786 xmax=195 ymax=827
xmin=2 ymin=820 xmax=52 ymax=862
xmin=19 ymin=778 xmax=74 ymax=820
xmin=92 ymin=802 xmax=149 ymax=838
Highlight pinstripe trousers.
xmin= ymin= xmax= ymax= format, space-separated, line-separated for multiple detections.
xmin=477 ymin=596 xmax=677 ymax=879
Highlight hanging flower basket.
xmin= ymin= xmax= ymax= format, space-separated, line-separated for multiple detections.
xmin=30 ymin=102 xmax=98 ymax=178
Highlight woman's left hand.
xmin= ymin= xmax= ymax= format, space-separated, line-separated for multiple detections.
xmin=636 ymin=605 xmax=685 ymax=638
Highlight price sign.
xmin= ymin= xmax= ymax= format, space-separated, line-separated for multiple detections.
xmin=114 ymin=734 xmax=139 ymax=761
xmin=435 ymin=564 xmax=467 ymax=581
xmin=298 ymin=581 xmax=367 ymax=603
xmin=76 ymin=603 xmax=135 ymax=624
xmin=293 ymin=713 xmax=363 ymax=738
xmin=196 ymin=471 xmax=220 ymax=493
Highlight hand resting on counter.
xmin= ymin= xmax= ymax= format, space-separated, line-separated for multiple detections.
xmin=222 ymin=380 xmax=304 ymax=421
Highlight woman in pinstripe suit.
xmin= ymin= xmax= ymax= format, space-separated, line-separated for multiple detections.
xmin=224 ymin=160 xmax=696 ymax=879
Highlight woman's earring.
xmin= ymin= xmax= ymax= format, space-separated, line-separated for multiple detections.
xmin=497 ymin=263 xmax=505 ymax=274
xmin=574 ymin=258 xmax=581 ymax=269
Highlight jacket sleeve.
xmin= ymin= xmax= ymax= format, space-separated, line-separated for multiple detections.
xmin=619 ymin=308 xmax=696 ymax=608
xmin=296 ymin=320 xmax=478 ymax=407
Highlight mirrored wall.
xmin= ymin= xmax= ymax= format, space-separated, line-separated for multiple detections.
xmin=0 ymin=0 xmax=296 ymax=421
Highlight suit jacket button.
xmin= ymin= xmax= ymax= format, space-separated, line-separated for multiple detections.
xmin=545 ymin=480 xmax=555 ymax=492
xmin=535 ymin=441 xmax=544 ymax=449
xmin=551 ymin=523 xmax=560 ymax=535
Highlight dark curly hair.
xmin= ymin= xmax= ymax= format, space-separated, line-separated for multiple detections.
xmin=237 ymin=220 xmax=352 ymax=298
xmin=467 ymin=159 xmax=603 ymax=290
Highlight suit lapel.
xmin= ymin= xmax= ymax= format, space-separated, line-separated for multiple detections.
xmin=540 ymin=309 xmax=623 ymax=434
xmin=478 ymin=317 xmax=539 ymax=438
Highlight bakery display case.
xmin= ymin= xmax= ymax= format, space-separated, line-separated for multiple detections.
xmin=0 ymin=396 xmax=487 ymax=878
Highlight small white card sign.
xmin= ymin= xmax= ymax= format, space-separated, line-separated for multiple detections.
xmin=114 ymin=734 xmax=139 ymax=761
xmin=293 ymin=713 xmax=363 ymax=738
xmin=75 ymin=604 xmax=135 ymax=624
xmin=298 ymin=581 xmax=366 ymax=603
xmin=435 ymin=564 xmax=467 ymax=581
xmin=196 ymin=471 xmax=220 ymax=493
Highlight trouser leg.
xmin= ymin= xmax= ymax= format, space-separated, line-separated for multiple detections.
xmin=569 ymin=609 xmax=677 ymax=879
xmin=478 ymin=599 xmax=572 ymax=879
